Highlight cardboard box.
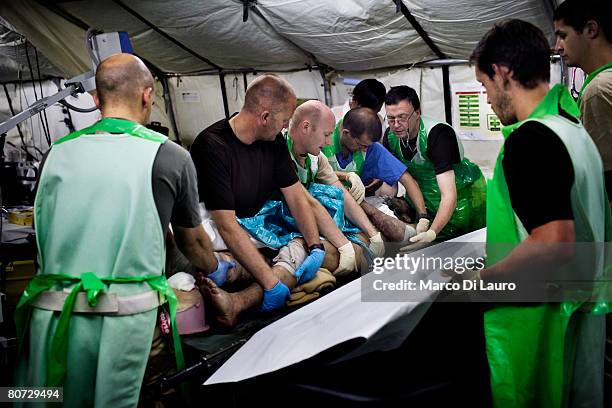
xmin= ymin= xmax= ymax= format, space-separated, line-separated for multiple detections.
xmin=7 ymin=210 xmax=33 ymax=227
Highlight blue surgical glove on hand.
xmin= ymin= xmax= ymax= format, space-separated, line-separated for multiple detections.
xmin=207 ymin=260 xmax=236 ymax=287
xmin=295 ymin=248 xmax=326 ymax=285
xmin=261 ymin=279 xmax=291 ymax=312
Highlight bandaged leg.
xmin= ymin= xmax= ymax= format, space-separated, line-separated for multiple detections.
xmin=360 ymin=200 xmax=416 ymax=242
xmin=274 ymin=237 xmax=365 ymax=281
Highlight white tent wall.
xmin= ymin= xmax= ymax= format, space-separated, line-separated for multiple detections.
xmin=173 ymin=70 xmax=326 ymax=146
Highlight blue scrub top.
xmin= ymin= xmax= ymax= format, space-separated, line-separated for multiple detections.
xmin=335 ymin=142 xmax=407 ymax=185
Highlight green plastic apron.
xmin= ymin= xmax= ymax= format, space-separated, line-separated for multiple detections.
xmin=485 ymin=85 xmax=611 ymax=407
xmin=15 ymin=118 xmax=184 ymax=408
xmin=386 ymin=117 xmax=486 ymax=239
xmin=284 ymin=129 xmax=319 ymax=187
xmin=322 ymin=119 xmax=366 ymax=175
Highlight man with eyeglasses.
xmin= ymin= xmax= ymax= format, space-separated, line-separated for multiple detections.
xmin=382 ymin=86 xmax=486 ymax=240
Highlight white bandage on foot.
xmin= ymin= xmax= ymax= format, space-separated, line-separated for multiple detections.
xmin=403 ymin=225 xmax=417 ymax=242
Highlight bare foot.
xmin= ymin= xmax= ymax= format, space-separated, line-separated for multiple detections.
xmin=199 ymin=278 xmax=239 ymax=328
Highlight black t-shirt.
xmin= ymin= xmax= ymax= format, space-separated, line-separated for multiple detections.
xmin=190 ymin=118 xmax=298 ymax=218
xmin=382 ymin=124 xmax=461 ymax=174
xmin=502 ymin=120 xmax=575 ymax=234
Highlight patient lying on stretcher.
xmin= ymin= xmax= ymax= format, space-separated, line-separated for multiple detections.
xmin=166 ymin=234 xmax=368 ymax=328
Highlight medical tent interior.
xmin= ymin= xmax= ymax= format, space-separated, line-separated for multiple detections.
xmin=0 ymin=0 xmax=588 ymax=406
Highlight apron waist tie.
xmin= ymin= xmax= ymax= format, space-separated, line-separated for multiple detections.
xmin=15 ymin=272 xmax=185 ymax=386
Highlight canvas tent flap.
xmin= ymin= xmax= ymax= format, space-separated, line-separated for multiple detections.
xmin=404 ymin=0 xmax=555 ymax=60
xmin=57 ymin=0 xmax=314 ymax=73
xmin=1 ymin=0 xmax=558 ymax=76
xmin=0 ymin=1 xmax=90 ymax=78
xmin=255 ymin=0 xmax=435 ymax=71
xmin=0 ymin=21 xmax=63 ymax=82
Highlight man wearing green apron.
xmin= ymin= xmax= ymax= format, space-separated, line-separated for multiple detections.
xmin=285 ymin=100 xmax=386 ymax=257
xmin=471 ymin=20 xmax=611 ymax=406
xmin=287 ymin=100 xmax=420 ymax=250
xmin=15 ymin=54 xmax=230 ymax=407
xmin=322 ymin=108 xmax=427 ymax=243
xmin=330 ymin=78 xmax=387 ymax=200
xmin=554 ymin=0 xmax=612 ymax=397
xmin=382 ymin=86 xmax=486 ymax=241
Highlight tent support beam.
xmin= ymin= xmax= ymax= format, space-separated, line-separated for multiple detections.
xmin=320 ymin=68 xmax=333 ymax=106
xmin=37 ymin=1 xmax=90 ymax=31
xmin=441 ymin=66 xmax=452 ymax=124
xmin=112 ymin=0 xmax=224 ymax=70
xmin=393 ymin=1 xmax=452 ymax=123
xmin=219 ymin=73 xmax=230 ymax=119
xmin=393 ymin=1 xmax=446 ymax=59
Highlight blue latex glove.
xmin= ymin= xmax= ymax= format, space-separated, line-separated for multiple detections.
xmin=261 ymin=279 xmax=290 ymax=312
xmin=207 ymin=260 xmax=236 ymax=287
xmin=295 ymin=248 xmax=326 ymax=285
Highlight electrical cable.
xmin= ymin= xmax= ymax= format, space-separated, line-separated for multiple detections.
xmin=2 ymin=84 xmax=36 ymax=160
xmin=34 ymin=46 xmax=52 ymax=145
xmin=58 ymin=99 xmax=98 ymax=113
xmin=23 ymin=41 xmax=51 ymax=146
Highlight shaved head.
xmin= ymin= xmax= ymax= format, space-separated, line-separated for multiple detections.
xmin=291 ymin=100 xmax=335 ymax=131
xmin=95 ymin=53 xmax=154 ymax=108
xmin=289 ymin=100 xmax=336 ymax=156
xmin=243 ymin=74 xmax=296 ymax=114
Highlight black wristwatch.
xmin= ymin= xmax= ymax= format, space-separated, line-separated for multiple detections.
xmin=308 ymin=243 xmax=325 ymax=254
xmin=418 ymin=213 xmax=431 ymax=221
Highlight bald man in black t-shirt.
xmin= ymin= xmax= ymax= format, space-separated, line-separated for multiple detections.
xmin=190 ymin=75 xmax=328 ymax=323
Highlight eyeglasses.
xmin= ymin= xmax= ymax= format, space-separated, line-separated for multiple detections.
xmin=386 ymin=110 xmax=416 ymax=125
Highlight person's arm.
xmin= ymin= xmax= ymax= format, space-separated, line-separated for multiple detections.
xmin=481 ymin=220 xmax=575 ymax=282
xmin=211 ymin=209 xmax=278 ymax=290
xmin=173 ymin=225 xmax=219 ymax=273
xmin=482 ymin=122 xmax=576 ymax=281
xmin=425 ymin=123 xmax=461 ymax=233
xmin=399 ymin=171 xmax=426 ymax=214
xmin=430 ymin=170 xmax=456 ymax=234
xmin=302 ymin=185 xmax=349 ymax=248
xmin=332 ymin=180 xmax=377 ymax=237
xmin=301 ymin=185 xmax=357 ymax=274
xmin=281 ymin=182 xmax=321 ymax=247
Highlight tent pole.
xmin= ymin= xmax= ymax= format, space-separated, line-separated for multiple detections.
xmin=219 ymin=73 xmax=230 ymax=119
xmin=159 ymin=75 xmax=182 ymax=145
xmin=320 ymin=69 xmax=332 ymax=107
xmin=442 ymin=66 xmax=452 ymax=124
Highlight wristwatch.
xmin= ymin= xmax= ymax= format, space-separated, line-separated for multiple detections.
xmin=418 ymin=212 xmax=431 ymax=221
xmin=308 ymin=243 xmax=325 ymax=253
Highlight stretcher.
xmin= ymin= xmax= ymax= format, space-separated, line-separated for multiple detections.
xmin=157 ymin=228 xmax=487 ymax=398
